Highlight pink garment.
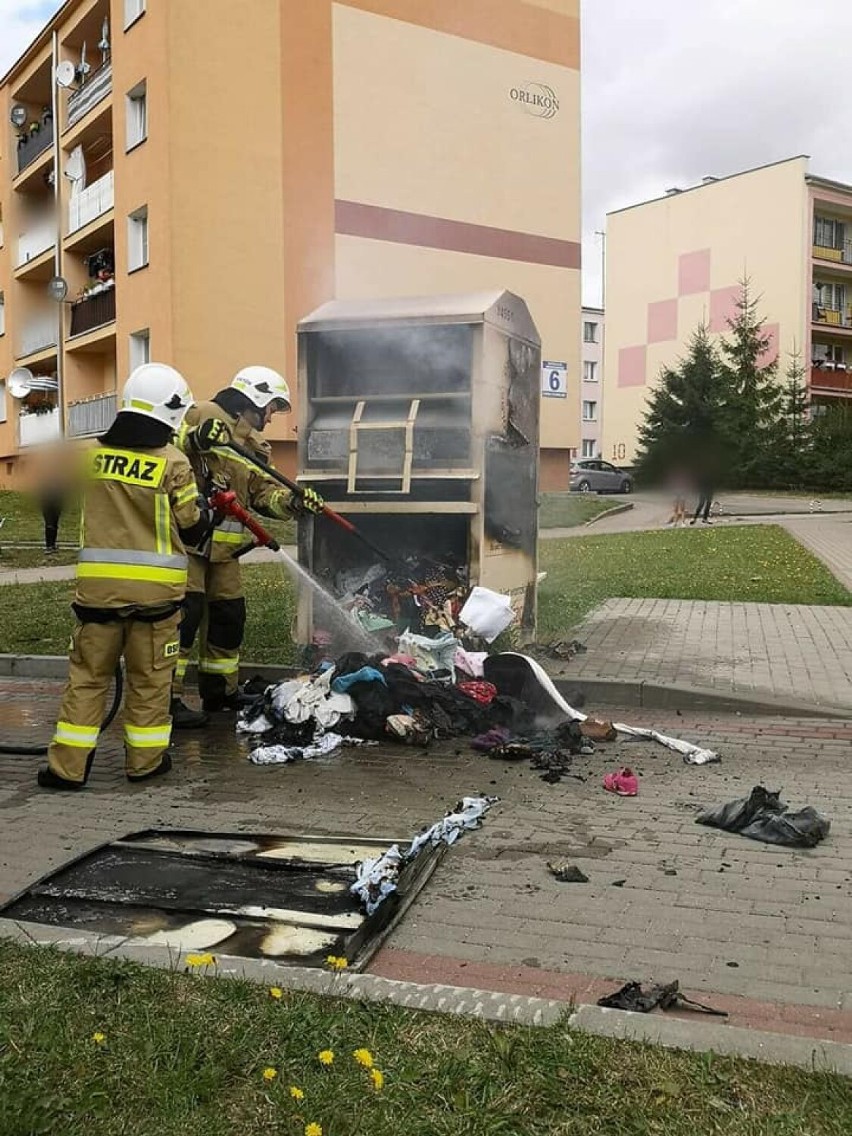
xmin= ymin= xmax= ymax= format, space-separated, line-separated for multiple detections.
xmin=603 ymin=768 xmax=639 ymax=797
xmin=454 ymin=648 xmax=489 ymax=678
xmin=382 ymin=654 xmax=419 ymax=669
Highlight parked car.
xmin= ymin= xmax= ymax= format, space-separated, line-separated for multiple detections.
xmin=570 ymin=460 xmax=633 ymax=495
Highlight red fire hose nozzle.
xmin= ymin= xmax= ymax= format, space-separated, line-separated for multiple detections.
xmin=208 ymin=488 xmax=281 ymax=554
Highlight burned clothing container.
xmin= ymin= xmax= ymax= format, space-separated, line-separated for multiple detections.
xmin=296 ymin=291 xmax=541 ymax=644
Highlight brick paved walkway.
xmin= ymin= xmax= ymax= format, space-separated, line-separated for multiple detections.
xmin=0 ymin=679 xmax=849 ymax=1044
xmin=567 ymin=599 xmax=852 ymax=710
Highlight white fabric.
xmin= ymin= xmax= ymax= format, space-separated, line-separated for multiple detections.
xmin=236 ymin=713 xmax=274 ymax=735
xmin=454 ymin=648 xmax=489 ymax=678
xmin=248 ymin=733 xmax=377 ymax=766
xmin=397 ymin=630 xmax=460 ymax=675
xmin=407 ymin=795 xmax=498 ymax=859
xmin=350 ymin=845 xmax=405 ymax=916
xmin=460 ymin=587 xmax=516 ymax=643
xmin=500 ymin=653 xmax=720 ymax=766
xmin=283 ymin=668 xmax=354 ymax=729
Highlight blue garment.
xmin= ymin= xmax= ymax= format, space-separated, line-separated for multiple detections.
xmin=331 ymin=666 xmax=387 ymax=694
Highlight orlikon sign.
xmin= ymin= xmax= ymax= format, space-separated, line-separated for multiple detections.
xmin=509 ymin=82 xmax=559 ymax=120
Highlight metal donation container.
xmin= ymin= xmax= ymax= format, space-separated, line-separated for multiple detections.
xmin=296 ymin=291 xmax=541 ymax=645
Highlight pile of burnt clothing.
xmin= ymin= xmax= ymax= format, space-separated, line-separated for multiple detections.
xmin=472 ymin=719 xmax=595 ymax=783
xmin=334 ymin=556 xmax=469 ymax=635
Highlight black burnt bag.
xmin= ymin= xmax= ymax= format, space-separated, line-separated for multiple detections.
xmin=696 ymin=786 xmax=830 ymax=848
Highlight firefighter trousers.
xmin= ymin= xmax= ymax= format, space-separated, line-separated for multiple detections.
xmin=48 ymin=612 xmax=181 ymax=783
xmin=174 ymin=555 xmax=245 ymax=702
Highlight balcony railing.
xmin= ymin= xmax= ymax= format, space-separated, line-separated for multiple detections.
xmin=67 ymin=63 xmax=112 ymax=129
xmin=70 ymin=286 xmax=115 ymax=337
xmin=811 ymin=366 xmax=852 ymax=393
xmin=19 ymin=406 xmax=61 ymax=448
xmin=16 ymin=218 xmax=56 ymax=267
xmin=68 ymin=170 xmax=114 ymax=234
xmin=812 ymin=303 xmax=852 ymax=328
xmin=813 ymin=241 xmax=852 ymax=266
xmin=16 ymin=120 xmax=54 ymax=174
xmin=18 ymin=312 xmax=59 ymax=358
xmin=68 ymin=392 xmax=117 ymax=437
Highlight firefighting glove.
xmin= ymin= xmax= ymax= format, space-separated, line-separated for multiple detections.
xmin=289 ymin=487 xmax=325 ymax=516
xmin=190 ymin=418 xmax=231 ymax=453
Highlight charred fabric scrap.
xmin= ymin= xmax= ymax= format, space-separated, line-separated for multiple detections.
xmin=697 ymin=786 xmax=830 ymax=848
xmin=239 ymin=650 xmax=719 ymax=770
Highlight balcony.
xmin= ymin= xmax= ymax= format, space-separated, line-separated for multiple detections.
xmin=16 ymin=120 xmax=54 ymax=174
xmin=16 ymin=218 xmax=56 ymax=268
xmin=68 ymin=392 xmax=117 ymax=437
xmin=67 ymin=63 xmax=112 ymax=130
xmin=69 ymin=285 xmax=115 ymax=337
xmin=17 ymin=312 xmax=59 ymax=359
xmin=19 ymin=406 xmax=61 ymax=448
xmin=68 ymin=171 xmax=114 ymax=235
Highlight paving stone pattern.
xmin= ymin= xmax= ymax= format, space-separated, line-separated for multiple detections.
xmin=0 ymin=680 xmax=850 ymax=1024
xmin=568 ymin=599 xmax=852 ymax=710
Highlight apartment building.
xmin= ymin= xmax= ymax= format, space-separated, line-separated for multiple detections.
xmin=602 ymin=156 xmax=852 ymax=464
xmin=0 ymin=0 xmax=581 ymax=490
xmin=580 ymin=304 xmax=603 ymax=458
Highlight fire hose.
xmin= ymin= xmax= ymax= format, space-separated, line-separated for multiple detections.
xmin=224 ymin=440 xmax=391 ymax=563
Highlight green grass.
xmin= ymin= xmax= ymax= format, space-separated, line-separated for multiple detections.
xmin=539 ymin=492 xmax=622 ymax=529
xmin=0 ymin=548 xmax=78 ymax=569
xmin=0 ymin=489 xmax=82 ymax=544
xmin=0 ymin=941 xmax=848 ymax=1136
xmin=537 ymin=524 xmax=852 ymax=638
xmin=0 ymin=527 xmax=848 ymax=659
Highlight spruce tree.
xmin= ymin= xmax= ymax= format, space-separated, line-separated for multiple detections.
xmin=635 ymin=325 xmax=729 ymax=483
xmin=763 ymin=349 xmax=811 ymax=487
xmin=718 ymin=279 xmax=784 ymax=484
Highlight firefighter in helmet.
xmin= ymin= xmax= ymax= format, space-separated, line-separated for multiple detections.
xmin=38 ymin=363 xmax=222 ymax=790
xmin=172 ymin=366 xmax=324 ymax=726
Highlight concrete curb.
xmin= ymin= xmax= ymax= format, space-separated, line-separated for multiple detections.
xmin=3 ymin=919 xmax=851 ymax=1072
xmin=583 ymin=501 xmax=634 ymax=527
xmin=3 ymin=655 xmax=850 ymax=719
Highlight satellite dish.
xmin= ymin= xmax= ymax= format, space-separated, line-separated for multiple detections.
xmin=55 ymin=60 xmax=77 ymax=88
xmin=10 ymin=104 xmax=27 ymax=128
xmin=47 ymin=276 xmax=69 ymax=303
xmin=98 ymin=17 xmax=110 ymax=63
xmin=76 ymin=42 xmax=90 ymax=83
xmin=8 ymin=368 xmax=35 ymax=399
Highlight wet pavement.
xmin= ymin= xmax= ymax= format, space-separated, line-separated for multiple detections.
xmin=1 ymin=678 xmax=851 ymax=1039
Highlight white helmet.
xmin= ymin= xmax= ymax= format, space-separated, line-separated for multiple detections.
xmin=230 ymin=365 xmax=291 ymax=411
xmin=119 ymin=363 xmax=194 ymax=430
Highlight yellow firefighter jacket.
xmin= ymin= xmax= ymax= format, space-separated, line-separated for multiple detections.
xmin=177 ymin=400 xmax=292 ymax=563
xmin=75 ymin=442 xmax=202 ymax=610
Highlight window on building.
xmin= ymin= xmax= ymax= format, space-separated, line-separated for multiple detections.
xmin=583 ymin=321 xmax=598 ymax=343
xmin=814 ymin=280 xmax=846 ymax=311
xmin=581 ymin=438 xmax=595 ymax=458
xmin=583 ymin=360 xmax=597 ymax=383
xmin=0 ymin=381 xmax=6 ymax=424
xmin=129 ymin=329 xmax=151 ymax=371
xmin=814 ymin=216 xmax=844 ymax=250
xmin=126 ymin=81 xmax=147 ymax=150
xmin=582 ymin=400 xmax=597 ymax=422
xmin=127 ymin=206 xmax=148 ymax=271
xmin=124 ymin=0 xmax=146 ymax=29
xmin=0 ymin=292 xmax=5 ymax=337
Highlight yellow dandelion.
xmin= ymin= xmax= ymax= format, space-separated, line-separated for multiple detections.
xmin=92 ymin=1032 xmax=106 ymax=1045
xmin=289 ymin=1086 xmax=305 ymax=1101
xmin=262 ymin=1067 xmax=278 ymax=1082
xmin=269 ymin=987 xmax=283 ymax=1000
xmin=353 ymin=1048 xmax=374 ymax=1068
xmin=185 ymin=952 xmax=215 ymax=967
xmin=325 ymin=955 xmax=348 ymax=971
xmin=370 ymin=1068 xmax=385 ymax=1091
xmin=305 ymin=1125 xmax=323 ymax=1136
xmin=318 ymin=1049 xmax=335 ymax=1066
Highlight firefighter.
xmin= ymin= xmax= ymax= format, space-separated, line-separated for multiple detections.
xmin=38 ymin=363 xmax=221 ymax=791
xmin=172 ymin=366 xmax=324 ymax=725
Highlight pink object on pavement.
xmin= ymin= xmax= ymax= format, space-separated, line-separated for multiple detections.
xmin=603 ymin=768 xmax=639 ymax=797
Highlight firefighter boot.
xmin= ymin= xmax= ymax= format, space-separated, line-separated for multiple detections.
xmin=170 ymin=697 xmax=209 ymax=729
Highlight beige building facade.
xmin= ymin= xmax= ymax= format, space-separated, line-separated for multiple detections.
xmin=602 ymin=156 xmax=852 ymax=465
xmin=0 ymin=0 xmax=581 ymax=491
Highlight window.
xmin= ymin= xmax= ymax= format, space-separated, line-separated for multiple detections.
xmin=0 ymin=381 xmax=6 ymax=424
xmin=583 ymin=321 xmax=598 ymax=343
xmin=582 ymin=400 xmax=597 ymax=422
xmin=581 ymin=438 xmax=595 ymax=458
xmin=815 ymin=216 xmax=844 ymax=250
xmin=127 ymin=206 xmax=148 ymax=271
xmin=126 ymin=81 xmax=147 ymax=150
xmin=814 ymin=280 xmax=846 ymax=311
xmin=0 ymin=292 xmax=5 ymax=337
xmin=583 ymin=360 xmax=597 ymax=383
xmin=124 ymin=0 xmax=146 ymax=28
xmin=129 ymin=329 xmax=150 ymax=370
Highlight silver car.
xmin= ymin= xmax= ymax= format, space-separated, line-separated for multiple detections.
xmin=570 ymin=460 xmax=633 ymax=495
